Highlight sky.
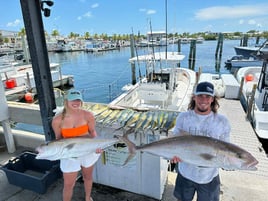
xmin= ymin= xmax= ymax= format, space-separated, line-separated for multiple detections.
xmin=1 ymin=0 xmax=268 ymax=36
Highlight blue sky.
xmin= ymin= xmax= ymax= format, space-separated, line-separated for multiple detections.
xmin=1 ymin=0 xmax=268 ymax=36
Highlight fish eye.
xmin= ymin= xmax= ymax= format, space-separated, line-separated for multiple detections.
xmin=236 ymin=153 xmax=243 ymax=159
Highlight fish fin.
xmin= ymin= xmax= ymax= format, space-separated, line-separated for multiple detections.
xmin=115 ymin=134 xmax=137 ymax=166
xmin=197 ymin=166 xmax=209 ymax=168
xmin=199 ymin=153 xmax=215 ymax=160
xmin=114 ymin=125 xmax=124 ymax=131
xmin=65 ymin=143 xmax=76 ymax=149
xmin=122 ymin=153 xmax=135 ymax=166
xmin=123 ymin=127 xmax=135 ymax=135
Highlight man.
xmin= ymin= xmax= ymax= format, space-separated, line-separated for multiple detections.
xmin=171 ymin=81 xmax=231 ymax=201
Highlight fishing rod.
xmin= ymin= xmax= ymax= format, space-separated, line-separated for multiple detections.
xmin=149 ymin=20 xmax=156 ymax=80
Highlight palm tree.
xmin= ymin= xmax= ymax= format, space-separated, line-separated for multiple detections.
xmin=51 ymin=29 xmax=59 ymax=38
xmin=18 ymin=28 xmax=26 ymax=37
xmin=84 ymin=32 xmax=90 ymax=39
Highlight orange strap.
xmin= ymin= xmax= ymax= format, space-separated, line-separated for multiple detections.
xmin=61 ymin=124 xmax=89 ymax=138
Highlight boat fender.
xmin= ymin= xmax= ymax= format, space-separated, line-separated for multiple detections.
xmin=245 ymin=74 xmax=254 ymax=82
xmin=24 ymin=92 xmax=34 ymax=103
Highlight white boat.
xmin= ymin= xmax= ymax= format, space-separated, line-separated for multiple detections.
xmin=62 ymin=41 xmax=81 ymax=52
xmin=109 ymin=51 xmax=197 ymax=112
xmin=54 ymin=40 xmax=81 ymax=52
xmin=196 ymin=37 xmax=204 ymax=44
xmin=198 ymin=73 xmax=225 ymax=98
xmin=236 ymin=65 xmax=268 ymax=139
xmin=179 ymin=38 xmax=190 ymax=44
xmin=84 ymin=41 xmax=101 ymax=52
xmin=225 ymin=55 xmax=263 ymax=73
xmin=1 ymin=62 xmax=74 ymax=102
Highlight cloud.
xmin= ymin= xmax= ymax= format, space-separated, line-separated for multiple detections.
xmin=91 ymin=3 xmax=99 ymax=8
xmin=6 ymin=19 xmax=22 ymax=27
xmin=195 ymin=4 xmax=268 ymax=20
xmin=84 ymin=11 xmax=92 ymax=18
xmin=248 ymin=19 xmax=256 ymax=25
xmin=77 ymin=11 xmax=93 ymax=21
xmin=139 ymin=8 xmax=156 ymax=15
xmin=147 ymin=9 xmax=156 ymax=15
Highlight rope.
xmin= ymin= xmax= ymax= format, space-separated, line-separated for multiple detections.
xmin=80 ymin=63 xmax=131 ymax=97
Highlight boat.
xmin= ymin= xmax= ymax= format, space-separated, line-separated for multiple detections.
xmin=179 ymin=38 xmax=190 ymax=44
xmin=53 ymin=39 xmax=82 ymax=52
xmin=84 ymin=41 xmax=101 ymax=52
xmin=1 ymin=62 xmax=74 ymax=103
xmin=62 ymin=41 xmax=81 ymax=52
xmin=234 ymin=41 xmax=268 ymax=59
xmin=109 ymin=51 xmax=197 ymax=112
xmin=236 ymin=65 xmax=268 ymax=139
xmin=196 ymin=37 xmax=204 ymax=44
xmin=225 ymin=55 xmax=263 ymax=74
xmin=84 ymin=41 xmax=117 ymax=52
xmin=198 ymin=73 xmax=225 ymax=97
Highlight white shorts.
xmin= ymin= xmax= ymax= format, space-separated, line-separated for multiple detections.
xmin=60 ymin=153 xmax=100 ymax=173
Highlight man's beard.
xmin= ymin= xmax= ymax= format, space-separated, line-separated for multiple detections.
xmin=196 ymin=107 xmax=209 ymax=113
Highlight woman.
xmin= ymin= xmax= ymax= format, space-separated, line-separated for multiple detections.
xmin=52 ymin=88 xmax=101 ymax=201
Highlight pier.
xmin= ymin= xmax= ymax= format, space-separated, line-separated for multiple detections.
xmin=0 ymin=97 xmax=268 ymax=201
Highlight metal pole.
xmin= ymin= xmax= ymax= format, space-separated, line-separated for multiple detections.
xmin=130 ymin=34 xmax=136 ymax=85
xmin=20 ymin=0 xmax=56 ymax=141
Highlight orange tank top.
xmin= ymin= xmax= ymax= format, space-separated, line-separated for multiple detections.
xmin=61 ymin=124 xmax=89 ymax=138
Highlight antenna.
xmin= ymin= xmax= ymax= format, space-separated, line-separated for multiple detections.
xmin=165 ymin=0 xmax=168 ymax=59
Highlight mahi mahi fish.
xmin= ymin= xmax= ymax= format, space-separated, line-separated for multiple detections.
xmin=35 ymin=137 xmax=120 ymax=166
xmin=117 ymin=134 xmax=258 ymax=171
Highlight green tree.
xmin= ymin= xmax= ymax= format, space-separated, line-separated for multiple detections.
xmin=51 ymin=29 xmax=59 ymax=37
xmin=18 ymin=28 xmax=26 ymax=37
xmin=84 ymin=32 xmax=90 ymax=39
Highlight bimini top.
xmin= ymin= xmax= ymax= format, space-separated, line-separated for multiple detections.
xmin=129 ymin=51 xmax=185 ymax=63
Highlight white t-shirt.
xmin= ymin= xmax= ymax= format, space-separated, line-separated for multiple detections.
xmin=173 ymin=110 xmax=231 ymax=184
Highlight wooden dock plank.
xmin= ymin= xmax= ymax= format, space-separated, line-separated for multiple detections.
xmin=219 ymin=98 xmax=268 ymax=178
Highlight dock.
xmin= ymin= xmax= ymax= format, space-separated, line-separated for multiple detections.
xmin=0 ymin=98 xmax=268 ymax=201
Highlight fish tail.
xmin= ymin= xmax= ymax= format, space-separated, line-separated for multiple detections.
xmin=116 ymin=134 xmax=137 ymax=166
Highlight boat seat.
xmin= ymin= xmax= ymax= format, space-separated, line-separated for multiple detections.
xmin=137 ymin=83 xmax=168 ymax=103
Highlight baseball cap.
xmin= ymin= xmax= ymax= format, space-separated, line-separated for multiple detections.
xmin=194 ymin=81 xmax=215 ymax=96
xmin=66 ymin=89 xmax=83 ymax=101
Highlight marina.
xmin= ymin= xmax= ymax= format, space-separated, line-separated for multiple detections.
xmin=1 ymin=35 xmax=268 ymax=200
xmin=1 ymin=2 xmax=268 ymax=199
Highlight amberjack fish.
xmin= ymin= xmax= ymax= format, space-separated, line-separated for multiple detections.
xmin=117 ymin=134 xmax=258 ymax=171
xmin=36 ymin=137 xmax=119 ymax=166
